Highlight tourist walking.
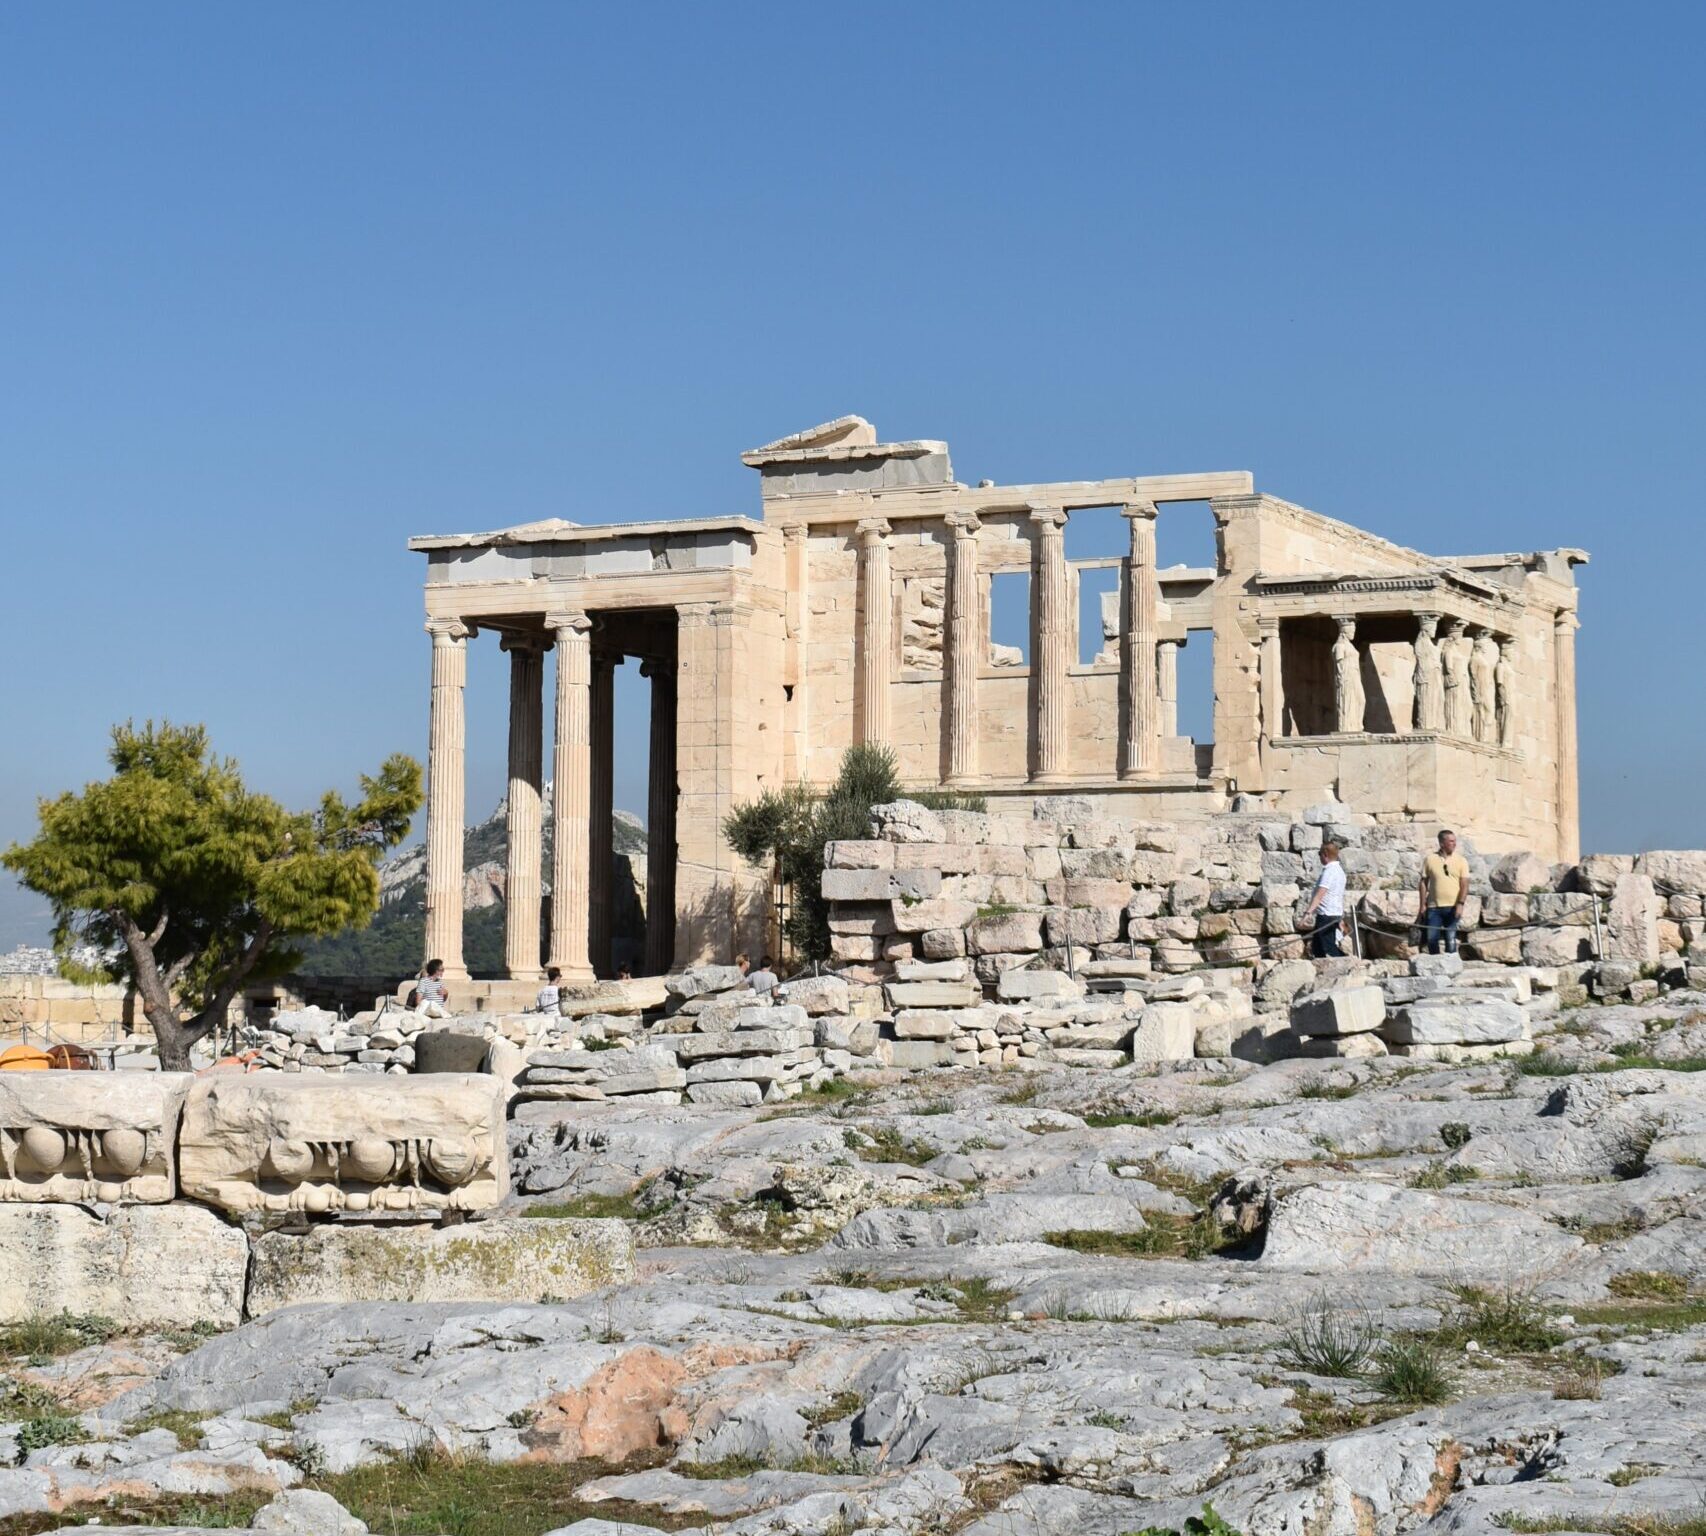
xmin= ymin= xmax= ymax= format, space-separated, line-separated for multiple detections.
xmin=1303 ymin=842 xmax=1348 ymax=958
xmin=1418 ymin=829 xmax=1471 ymax=953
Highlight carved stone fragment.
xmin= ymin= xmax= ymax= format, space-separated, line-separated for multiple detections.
xmin=0 ymin=1072 xmax=192 ymax=1203
xmin=177 ymin=1073 xmax=507 ymax=1215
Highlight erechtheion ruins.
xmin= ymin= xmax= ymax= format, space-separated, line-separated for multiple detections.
xmin=411 ymin=416 xmax=1587 ymax=981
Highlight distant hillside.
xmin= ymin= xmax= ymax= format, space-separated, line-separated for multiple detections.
xmin=297 ymin=789 xmax=647 ymax=978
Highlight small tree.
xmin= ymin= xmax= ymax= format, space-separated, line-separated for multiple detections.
xmin=3 ymin=721 xmax=422 ymax=1070
xmin=724 ymin=744 xmax=983 ymax=961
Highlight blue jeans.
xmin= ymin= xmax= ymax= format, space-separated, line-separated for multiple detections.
xmin=1424 ymin=906 xmax=1460 ymax=954
xmin=1309 ymin=915 xmax=1344 ymax=958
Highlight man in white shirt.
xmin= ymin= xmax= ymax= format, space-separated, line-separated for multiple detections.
xmin=535 ymin=967 xmax=562 ymax=1013
xmin=1302 ymin=842 xmax=1349 ymax=958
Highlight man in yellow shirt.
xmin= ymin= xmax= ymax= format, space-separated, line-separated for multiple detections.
xmin=1417 ymin=829 xmax=1471 ymax=954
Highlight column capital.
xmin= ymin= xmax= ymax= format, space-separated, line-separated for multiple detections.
xmin=945 ymin=510 xmax=982 ymax=537
xmin=1414 ymin=610 xmax=1441 ymax=634
xmin=1334 ymin=614 xmax=1358 ymax=636
xmin=639 ymin=656 xmax=677 ymax=681
xmin=1121 ymin=500 xmax=1160 ymax=522
xmin=1027 ymin=504 xmax=1066 ymax=530
xmin=1554 ymin=607 xmax=1580 ymax=634
xmin=1256 ymin=616 xmax=1280 ymax=639
xmin=426 ymin=617 xmax=473 ymax=643
xmin=545 ymin=609 xmax=592 ymax=636
xmin=855 ymin=517 xmax=891 ymax=543
xmin=499 ymin=630 xmax=548 ymax=656
xmin=778 ymin=520 xmax=808 ymax=541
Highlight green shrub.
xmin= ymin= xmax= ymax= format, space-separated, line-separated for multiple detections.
xmin=1435 ymin=1285 xmax=1564 ymax=1352
xmin=1370 ymin=1335 xmax=1451 ymax=1403
xmin=1275 ymin=1297 xmax=1380 ymax=1377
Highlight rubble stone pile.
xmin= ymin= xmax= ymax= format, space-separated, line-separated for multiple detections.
xmin=512 ymin=965 xmax=858 ymax=1106
xmin=818 ymin=798 xmax=1706 ymax=1070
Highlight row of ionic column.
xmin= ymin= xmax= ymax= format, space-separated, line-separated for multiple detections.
xmin=423 ymin=615 xmax=676 ymax=984
xmin=857 ymin=503 xmax=1165 ymax=782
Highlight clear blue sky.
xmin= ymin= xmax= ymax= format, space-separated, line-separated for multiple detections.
xmin=3 ymin=4 xmax=1703 ymax=944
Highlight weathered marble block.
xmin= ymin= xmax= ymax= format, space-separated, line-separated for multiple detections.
xmin=0 ymin=1071 xmax=193 ymax=1203
xmin=0 ymin=1204 xmax=248 ymax=1326
xmin=246 ymin=1216 xmax=633 ymax=1316
xmin=178 ymin=1073 xmax=507 ymax=1216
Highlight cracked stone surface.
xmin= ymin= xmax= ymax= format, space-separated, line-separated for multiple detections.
xmin=4 ymin=991 xmax=1705 ymax=1536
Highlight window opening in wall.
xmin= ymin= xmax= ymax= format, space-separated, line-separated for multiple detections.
xmin=1063 ymin=504 xmax=1127 ymax=560
xmin=1176 ymin=627 xmax=1215 ymax=744
xmin=1077 ymin=565 xmax=1121 ymax=664
xmin=1155 ymin=500 xmax=1216 ymax=573
xmin=987 ymin=569 xmax=1030 ymax=667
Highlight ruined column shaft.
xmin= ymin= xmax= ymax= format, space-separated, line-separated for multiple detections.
xmin=424 ymin=620 xmax=470 ymax=980
xmin=856 ymin=519 xmax=892 ymax=746
xmin=1119 ymin=504 xmax=1159 ymax=777
xmin=588 ymin=649 xmax=616 ymax=978
xmin=945 ymin=513 xmax=981 ymax=783
xmin=644 ymin=657 xmax=678 ymax=976
xmin=502 ymin=637 xmax=545 ymax=981
xmin=1031 ymin=507 xmax=1070 ymax=780
xmin=547 ymin=611 xmax=594 ymax=982
xmin=1554 ymin=609 xmax=1580 ymax=863
xmin=1158 ymin=639 xmax=1179 ymax=738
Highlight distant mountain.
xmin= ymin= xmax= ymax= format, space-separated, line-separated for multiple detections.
xmin=297 ymin=788 xmax=647 ymax=978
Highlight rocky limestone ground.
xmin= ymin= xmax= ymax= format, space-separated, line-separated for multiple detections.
xmin=3 ymin=994 xmax=1705 ymax=1536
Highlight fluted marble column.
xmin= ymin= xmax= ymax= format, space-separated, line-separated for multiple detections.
xmin=1029 ymin=507 xmax=1070 ymax=780
xmin=1158 ymin=638 xmax=1179 ymax=738
xmin=856 ymin=519 xmax=892 ymax=746
xmin=501 ymin=635 xmax=546 ymax=981
xmin=424 ymin=618 xmax=472 ymax=980
xmin=1119 ymin=502 xmax=1159 ymax=777
xmin=588 ymin=646 xmax=616 ymax=978
xmin=1554 ymin=607 xmax=1580 ymax=863
xmin=547 ymin=610 xmax=594 ymax=983
xmin=642 ymin=656 xmax=678 ymax=976
xmin=944 ymin=511 xmax=981 ymax=783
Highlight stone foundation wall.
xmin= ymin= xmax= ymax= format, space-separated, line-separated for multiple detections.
xmin=815 ymin=798 xmax=1706 ymax=1068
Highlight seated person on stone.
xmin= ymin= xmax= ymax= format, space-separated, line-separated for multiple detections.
xmin=748 ymin=955 xmax=779 ymax=995
xmin=535 ymin=966 xmax=562 ymax=1013
xmin=412 ymin=958 xmax=450 ymax=1017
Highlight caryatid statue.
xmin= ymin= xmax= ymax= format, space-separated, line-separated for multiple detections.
xmin=1412 ymin=613 xmax=1443 ymax=732
xmin=1470 ymin=629 xmax=1499 ymax=743
xmin=1495 ymin=637 xmax=1517 ymax=749
xmin=1441 ymin=619 xmax=1472 ymax=736
xmin=1331 ymin=616 xmax=1364 ymax=733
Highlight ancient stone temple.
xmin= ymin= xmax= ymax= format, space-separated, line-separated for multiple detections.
xmin=412 ymin=416 xmax=1586 ymax=980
